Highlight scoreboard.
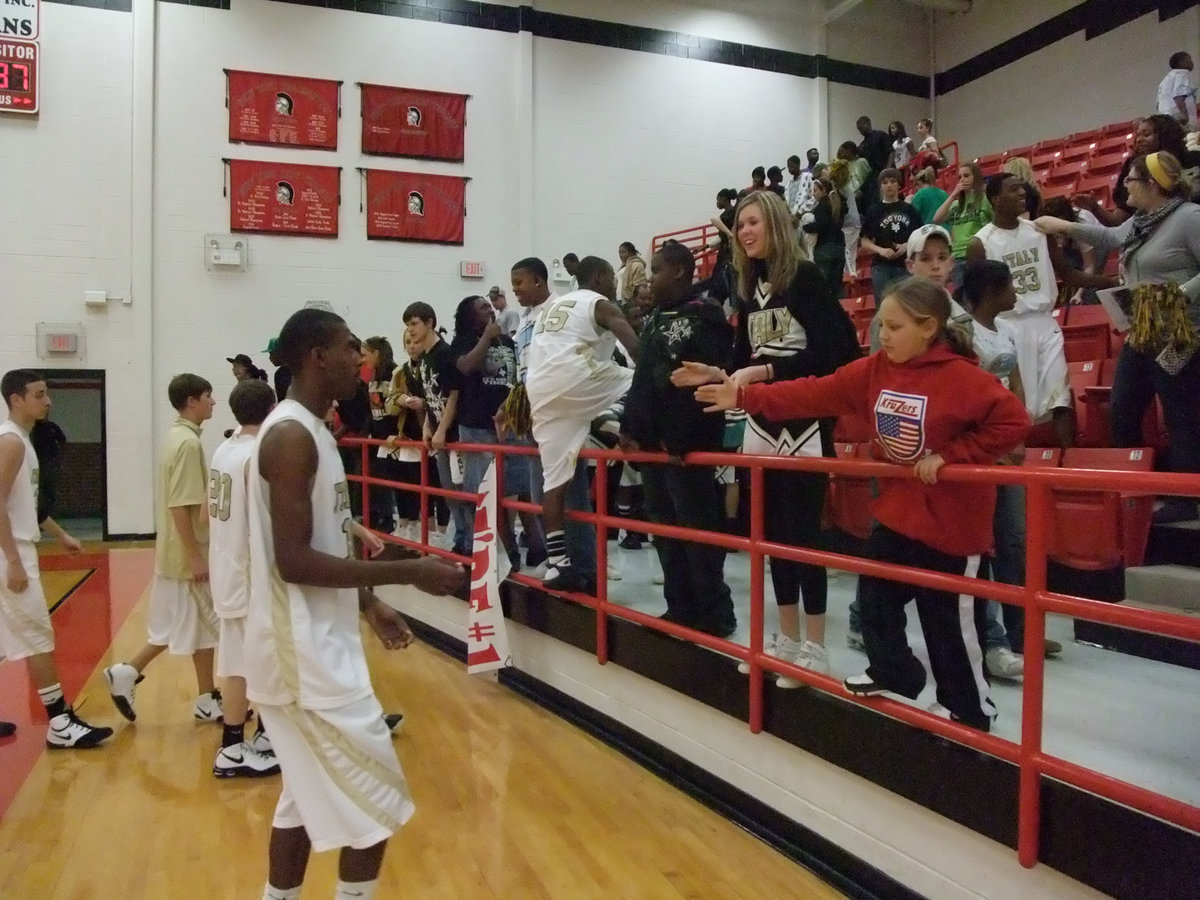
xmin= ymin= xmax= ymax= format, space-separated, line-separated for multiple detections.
xmin=0 ymin=38 xmax=37 ymax=115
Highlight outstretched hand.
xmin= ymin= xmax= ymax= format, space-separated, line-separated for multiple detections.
xmin=670 ymin=361 xmax=721 ymax=388
xmin=694 ymin=370 xmax=739 ymax=413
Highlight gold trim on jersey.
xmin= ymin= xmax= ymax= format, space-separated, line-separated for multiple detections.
xmin=269 ymin=570 xmax=302 ymax=700
xmin=284 ymin=704 xmax=409 ymax=832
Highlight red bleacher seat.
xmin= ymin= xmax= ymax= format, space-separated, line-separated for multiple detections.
xmin=1067 ymin=360 xmax=1103 ymax=445
xmin=1031 ymin=151 xmax=1061 ymax=169
xmin=1008 ymin=145 xmax=1035 ymax=161
xmin=1047 ymin=159 xmax=1088 ymax=185
xmin=1102 ymin=120 xmax=1137 ymax=137
xmin=1061 ymin=321 xmax=1111 ymax=362
xmin=1093 ymin=133 xmax=1132 ymax=155
xmin=1059 ymin=144 xmax=1093 ymax=164
xmin=1088 ymin=152 xmax=1129 ymax=177
xmin=828 ymin=443 xmax=874 ymax=539
xmin=1047 ymin=447 xmax=1156 ymax=569
xmin=1042 ymin=181 xmax=1077 ymax=200
xmin=1075 ymin=173 xmax=1116 ymax=205
xmin=1024 ymin=447 xmax=1063 ymax=467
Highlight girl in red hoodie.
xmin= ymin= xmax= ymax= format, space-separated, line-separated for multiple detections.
xmin=685 ymin=276 xmax=1030 ymax=731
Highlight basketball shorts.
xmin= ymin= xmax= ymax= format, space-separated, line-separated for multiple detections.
xmin=216 ymin=615 xmax=247 ymax=680
xmin=531 ymin=368 xmax=632 ymax=493
xmin=0 ymin=542 xmax=53 ymax=660
xmin=146 ymin=575 xmax=219 ymax=654
xmin=259 ymin=695 xmax=415 ymax=853
xmin=1004 ymin=312 xmax=1071 ymax=422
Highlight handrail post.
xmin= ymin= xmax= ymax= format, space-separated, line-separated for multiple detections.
xmin=748 ymin=464 xmax=765 ymax=734
xmin=360 ymin=438 xmax=370 ymax=553
xmin=418 ymin=445 xmax=430 ymax=547
xmin=594 ymin=456 xmax=610 ymax=665
xmin=1018 ymin=480 xmax=1051 ymax=868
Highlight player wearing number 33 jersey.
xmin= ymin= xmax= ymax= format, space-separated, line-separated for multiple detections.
xmin=974 ymin=214 xmax=1070 ymax=424
xmin=244 ymin=398 xmax=370 ymax=710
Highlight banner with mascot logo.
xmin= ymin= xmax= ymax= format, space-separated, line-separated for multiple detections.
xmin=360 ymin=84 xmax=467 ymax=161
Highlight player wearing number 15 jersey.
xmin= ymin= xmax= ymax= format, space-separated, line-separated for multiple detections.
xmin=969 ymin=174 xmax=1071 ymax=439
xmin=208 ymin=379 xmax=279 ymax=778
xmin=525 ymin=255 xmax=640 ymax=590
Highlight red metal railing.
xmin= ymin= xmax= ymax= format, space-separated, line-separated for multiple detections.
xmin=344 ymin=436 xmax=1200 ymax=868
xmin=651 ymin=221 xmax=721 ymax=281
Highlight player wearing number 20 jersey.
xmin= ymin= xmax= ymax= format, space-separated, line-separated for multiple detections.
xmin=209 ymin=429 xmax=256 ymax=623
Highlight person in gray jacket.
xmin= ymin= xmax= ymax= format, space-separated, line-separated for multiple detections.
xmin=1037 ymin=151 xmax=1200 ymax=522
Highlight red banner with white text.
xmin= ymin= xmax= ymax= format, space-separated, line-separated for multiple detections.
xmin=228 ymin=159 xmax=340 ymax=237
xmin=466 ymin=460 xmax=511 ymax=675
xmin=365 ymin=169 xmax=466 ymax=244
xmin=227 ymin=70 xmax=340 ymax=150
xmin=360 ymin=84 xmax=467 ymax=161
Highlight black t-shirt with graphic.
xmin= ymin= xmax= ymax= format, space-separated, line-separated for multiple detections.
xmin=863 ymin=200 xmax=923 ymax=269
xmin=412 ymin=339 xmax=461 ymax=439
xmin=450 ymin=333 xmax=518 ymax=430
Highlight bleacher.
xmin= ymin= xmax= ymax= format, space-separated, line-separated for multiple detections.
xmin=971 ymin=117 xmax=1136 ymax=202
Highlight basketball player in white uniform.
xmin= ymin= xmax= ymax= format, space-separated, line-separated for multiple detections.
xmin=246 ymin=308 xmax=464 ymax=900
xmin=525 ymin=255 xmax=640 ymax=590
xmin=0 ymin=369 xmax=112 ymax=747
xmin=969 ymin=173 xmax=1072 ymax=443
xmin=208 ymin=378 xmax=279 ymax=778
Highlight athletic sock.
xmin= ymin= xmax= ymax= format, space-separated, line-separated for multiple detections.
xmin=545 ymin=531 xmax=569 ymax=569
xmin=334 ymin=879 xmax=378 ymax=899
xmin=222 ymin=722 xmax=245 ymax=749
xmin=262 ymin=885 xmax=301 ymax=900
xmin=38 ymin=683 xmax=67 ymax=719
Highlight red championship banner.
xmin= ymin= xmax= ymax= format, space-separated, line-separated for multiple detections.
xmin=228 ymin=159 xmax=340 ymax=237
xmin=365 ymin=169 xmax=467 ymax=244
xmin=360 ymin=84 xmax=467 ymax=161
xmin=466 ymin=461 xmax=511 ymax=675
xmin=227 ymin=70 xmax=340 ymax=150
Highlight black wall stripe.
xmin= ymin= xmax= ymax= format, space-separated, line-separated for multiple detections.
xmin=43 ymin=0 xmax=1200 ymax=100
xmin=935 ymin=0 xmax=1200 ymax=96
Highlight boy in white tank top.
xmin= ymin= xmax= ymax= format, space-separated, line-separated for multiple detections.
xmin=525 ymin=255 xmax=640 ymax=591
xmin=246 ymin=309 xmax=465 ymax=900
xmin=0 ymin=369 xmax=112 ymax=748
xmin=208 ymin=379 xmax=280 ymax=778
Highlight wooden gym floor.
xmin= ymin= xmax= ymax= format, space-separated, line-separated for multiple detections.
xmin=0 ymin=545 xmax=845 ymax=899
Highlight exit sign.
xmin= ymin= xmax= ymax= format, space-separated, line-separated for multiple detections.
xmin=46 ymin=332 xmax=77 ymax=353
xmin=0 ymin=38 xmax=38 ymax=115
xmin=460 ymin=260 xmax=485 ymax=279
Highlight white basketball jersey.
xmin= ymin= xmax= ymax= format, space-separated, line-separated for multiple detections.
xmin=244 ymin=399 xmax=371 ymax=710
xmin=208 ymin=430 xmax=255 ymax=620
xmin=525 ymin=290 xmax=619 ymax=404
xmin=0 ymin=420 xmax=39 ymax=542
xmin=976 ymin=219 xmax=1057 ymax=315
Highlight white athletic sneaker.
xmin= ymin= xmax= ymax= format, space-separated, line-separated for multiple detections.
xmin=985 ymin=646 xmax=1025 ymax=680
xmin=194 ymin=690 xmax=224 ymax=722
xmin=776 ymin=636 xmax=820 ymax=689
xmin=247 ymin=729 xmax=274 ymax=756
xmin=927 ymin=702 xmax=952 ymax=719
xmin=46 ymin=709 xmax=114 ymax=749
xmin=738 ymin=633 xmax=779 ymax=675
xmin=103 ymin=662 xmax=141 ymax=722
xmin=213 ymin=742 xmax=280 ymax=778
xmin=606 ymin=564 xmax=623 ymax=582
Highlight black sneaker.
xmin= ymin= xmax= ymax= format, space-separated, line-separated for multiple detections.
xmin=618 ymin=534 xmax=644 ymax=550
xmin=46 ymin=708 xmax=113 ymax=749
xmin=696 ymin=619 xmax=738 ymax=639
xmin=543 ymin=563 xmax=586 ymax=592
xmin=843 ymin=673 xmax=888 ymax=696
